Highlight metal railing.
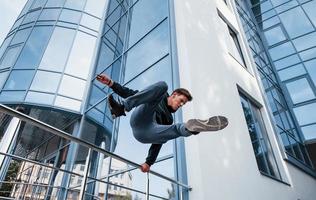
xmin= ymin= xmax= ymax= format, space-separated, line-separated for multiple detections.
xmin=0 ymin=104 xmax=191 ymax=199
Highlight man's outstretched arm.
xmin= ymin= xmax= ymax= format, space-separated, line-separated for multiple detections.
xmin=140 ymin=144 xmax=163 ymax=172
xmin=97 ymin=74 xmax=138 ymax=98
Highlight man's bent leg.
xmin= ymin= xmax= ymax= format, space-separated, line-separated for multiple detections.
xmin=123 ymin=81 xmax=168 ymax=112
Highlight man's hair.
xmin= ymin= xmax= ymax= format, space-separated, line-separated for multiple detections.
xmin=172 ymin=88 xmax=193 ymax=101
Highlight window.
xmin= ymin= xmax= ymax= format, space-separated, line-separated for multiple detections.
xmin=264 ymin=26 xmax=287 ymax=46
xmin=228 ymin=27 xmax=247 ymax=67
xmin=285 ymin=78 xmax=315 ymax=104
xmin=0 ymin=45 xmax=22 ymax=69
xmin=240 ymin=93 xmax=281 ymax=179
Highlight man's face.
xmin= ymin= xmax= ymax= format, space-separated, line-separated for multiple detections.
xmin=168 ymin=93 xmax=189 ymax=111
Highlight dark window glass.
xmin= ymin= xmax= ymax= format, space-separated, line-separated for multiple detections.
xmin=240 ymin=93 xmax=281 ymax=179
xmin=228 ymin=27 xmax=247 ymax=67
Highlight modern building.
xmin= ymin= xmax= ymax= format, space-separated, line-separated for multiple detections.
xmin=0 ymin=0 xmax=315 ymax=199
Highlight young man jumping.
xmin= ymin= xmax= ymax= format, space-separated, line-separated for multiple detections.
xmin=96 ymin=74 xmax=228 ymax=172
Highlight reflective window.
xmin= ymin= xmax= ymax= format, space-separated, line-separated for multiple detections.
xmin=270 ymin=0 xmax=289 ymax=7
xmin=299 ymin=47 xmax=316 ymax=61
xmin=0 ymin=45 xmax=22 ymax=69
xmin=15 ymin=26 xmax=54 ymax=69
xmin=279 ymin=7 xmax=314 ymax=38
xmin=304 ymin=59 xmax=316 ymax=86
xmin=58 ymin=75 xmax=86 ymax=99
xmin=80 ymin=13 xmax=100 ymax=31
xmin=293 ymin=32 xmax=316 ymax=52
xmin=11 ymin=28 xmax=32 ymax=45
xmin=124 ymin=20 xmax=169 ymax=82
xmin=275 ymin=0 xmax=298 ymax=13
xmin=45 ymin=0 xmax=65 ymax=7
xmin=59 ymin=9 xmax=82 ymax=24
xmin=39 ymin=27 xmax=76 ymax=72
xmin=4 ymin=70 xmax=35 ymax=90
xmin=64 ymin=0 xmax=86 ymax=10
xmin=294 ymin=103 xmax=316 ymax=125
xmin=54 ymin=95 xmax=81 ymax=111
xmin=301 ymin=124 xmax=316 ymax=140
xmin=25 ymin=91 xmax=55 ymax=105
xmin=19 ymin=0 xmax=35 ymax=16
xmin=269 ymin=42 xmax=295 ymax=60
xmin=0 ymin=71 xmax=9 ymax=89
xmin=302 ymin=1 xmax=316 ymax=27
xmin=84 ymin=0 xmax=107 ymax=18
xmin=274 ymin=54 xmax=300 ymax=70
xmin=278 ymin=64 xmax=306 ymax=81
xmin=240 ymin=93 xmax=281 ymax=179
xmin=0 ymin=36 xmax=13 ymax=60
xmin=30 ymin=0 xmax=47 ymax=9
xmin=286 ymin=78 xmax=315 ymax=104
xmin=64 ymin=31 xmax=97 ymax=79
xmin=128 ymin=0 xmax=168 ymax=47
xmin=39 ymin=8 xmax=61 ymax=21
xmin=264 ymin=26 xmax=286 ymax=46
xmin=30 ymin=71 xmax=61 ymax=93
xmin=22 ymin=10 xmax=41 ymax=24
xmin=260 ymin=16 xmax=280 ymax=30
xmin=0 ymin=91 xmax=26 ymax=102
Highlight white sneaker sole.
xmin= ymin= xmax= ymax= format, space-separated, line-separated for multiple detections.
xmin=186 ymin=116 xmax=228 ymax=132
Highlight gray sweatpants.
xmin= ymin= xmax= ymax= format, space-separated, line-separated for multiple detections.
xmin=122 ymin=81 xmax=192 ymax=144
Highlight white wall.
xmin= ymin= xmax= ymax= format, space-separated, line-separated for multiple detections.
xmin=173 ymin=0 xmax=316 ymax=199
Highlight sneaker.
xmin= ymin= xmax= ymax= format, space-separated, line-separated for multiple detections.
xmin=185 ymin=116 xmax=228 ymax=133
xmin=107 ymin=94 xmax=126 ymax=119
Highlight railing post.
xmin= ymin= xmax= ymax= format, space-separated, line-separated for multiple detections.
xmin=146 ymin=172 xmax=149 ymax=200
xmin=79 ymin=149 xmax=92 ymax=200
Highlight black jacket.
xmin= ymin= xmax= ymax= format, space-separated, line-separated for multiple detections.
xmin=111 ymin=82 xmax=174 ymax=166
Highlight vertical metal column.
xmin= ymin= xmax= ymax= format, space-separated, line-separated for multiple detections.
xmin=146 ymin=172 xmax=149 ymax=200
xmin=78 ymin=149 xmax=92 ymax=200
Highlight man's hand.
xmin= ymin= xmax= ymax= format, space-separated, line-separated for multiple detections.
xmin=96 ymin=74 xmax=113 ymax=86
xmin=140 ymin=163 xmax=150 ymax=173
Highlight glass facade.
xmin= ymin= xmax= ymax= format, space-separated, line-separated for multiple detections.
xmin=235 ymin=0 xmax=313 ymax=169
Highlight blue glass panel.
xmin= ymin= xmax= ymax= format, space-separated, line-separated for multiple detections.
xmin=0 ymin=45 xmax=23 ymax=69
xmin=3 ymin=70 xmax=35 ymax=90
xmin=59 ymin=9 xmax=82 ymax=24
xmin=64 ymin=0 xmax=86 ymax=10
xmin=22 ymin=10 xmax=41 ymax=24
xmin=58 ymin=75 xmax=86 ymax=100
xmin=273 ymin=54 xmax=300 ymax=70
xmin=279 ymin=7 xmax=314 ymax=38
xmin=55 ymin=95 xmax=82 ymax=111
xmin=0 ymin=71 xmax=9 ymax=89
xmin=299 ymin=47 xmax=316 ymax=61
xmin=45 ymin=0 xmax=65 ymax=7
xmin=286 ymin=78 xmax=315 ymax=104
xmin=80 ymin=13 xmax=101 ymax=31
xmin=260 ymin=16 xmax=280 ymax=30
xmin=302 ymin=1 xmax=316 ymax=27
xmin=25 ymin=91 xmax=55 ymax=105
xmin=294 ymin=103 xmax=316 ymax=125
xmin=270 ymin=0 xmax=289 ymax=6
xmin=264 ymin=26 xmax=287 ymax=46
xmin=39 ymin=27 xmax=76 ymax=72
xmin=278 ymin=64 xmax=306 ymax=81
xmin=268 ymin=42 xmax=295 ymax=60
xmin=84 ymin=0 xmax=107 ymax=18
xmin=124 ymin=20 xmax=169 ymax=82
xmin=64 ymin=31 xmax=97 ymax=79
xmin=304 ymin=59 xmax=316 ymax=86
xmin=301 ymin=124 xmax=316 ymax=140
xmin=0 ymin=91 xmax=26 ymax=102
xmin=292 ymin=32 xmax=316 ymax=52
xmin=31 ymin=0 xmax=47 ymax=9
xmin=30 ymin=71 xmax=61 ymax=93
xmin=15 ymin=26 xmax=54 ymax=69
xmin=128 ymin=0 xmax=168 ymax=47
xmin=11 ymin=28 xmax=32 ymax=45
xmin=275 ymin=0 xmax=298 ymax=13
xmin=39 ymin=8 xmax=61 ymax=21
xmin=0 ymin=35 xmax=13 ymax=60
xmin=20 ymin=0 xmax=35 ymax=17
